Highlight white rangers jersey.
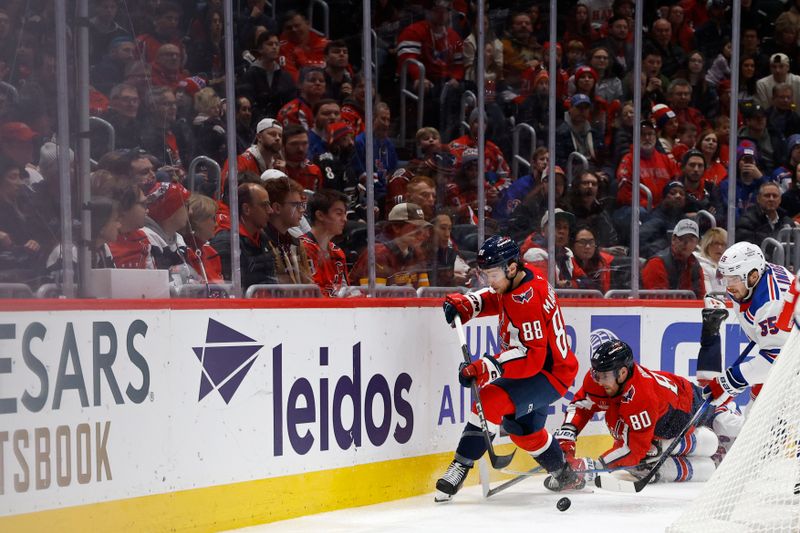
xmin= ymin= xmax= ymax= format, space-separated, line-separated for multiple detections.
xmin=721 ymin=263 xmax=795 ymax=395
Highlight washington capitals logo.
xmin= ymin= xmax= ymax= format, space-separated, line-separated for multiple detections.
xmin=512 ymin=287 xmax=533 ymax=304
xmin=621 ymin=385 xmax=636 ymax=404
xmin=192 ymin=319 xmax=263 ymax=404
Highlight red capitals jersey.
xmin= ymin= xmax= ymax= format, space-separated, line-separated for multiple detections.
xmin=396 ymin=20 xmax=464 ymax=82
xmin=108 ymin=229 xmax=153 ymax=269
xmin=340 ymin=103 xmax=364 ymax=135
xmin=277 ymin=97 xmax=314 ymax=131
xmin=220 ymin=147 xmax=271 ymax=200
xmin=279 ymin=33 xmax=328 ymax=82
xmin=615 ymin=150 xmax=680 ymax=208
xmin=449 ymin=136 xmax=511 ymax=180
xmin=286 ymin=161 xmax=324 ymax=191
xmin=299 ymin=232 xmax=348 ymax=297
xmin=471 ymin=266 xmax=578 ymax=396
xmin=563 ymin=365 xmax=697 ymax=467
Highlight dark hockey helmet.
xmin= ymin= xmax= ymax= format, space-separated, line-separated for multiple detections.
xmin=590 ymin=340 xmax=634 ymax=373
xmin=477 ymin=235 xmax=520 ymax=270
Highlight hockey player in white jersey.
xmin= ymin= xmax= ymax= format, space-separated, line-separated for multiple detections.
xmin=703 ymin=242 xmax=795 ymax=404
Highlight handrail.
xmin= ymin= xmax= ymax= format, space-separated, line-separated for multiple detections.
xmin=639 ymin=183 xmax=653 ymax=211
xmin=695 ymin=210 xmax=716 ymax=229
xmin=604 ymin=289 xmax=698 ymax=299
xmin=512 ymin=123 xmax=537 ymax=179
xmin=457 ymin=89 xmax=477 ymax=139
xmin=89 ymin=115 xmax=115 ymax=154
xmin=187 ymin=155 xmax=222 ymax=196
xmin=417 ymin=286 xmax=469 ymax=298
xmin=566 ymin=151 xmax=588 ymax=185
xmin=761 ymin=237 xmax=786 ymax=267
xmin=245 ymin=283 xmax=323 ymax=298
xmin=555 ymin=288 xmax=604 ymax=299
xmin=171 ymin=283 xmax=234 ymax=298
xmin=36 ymin=283 xmax=61 ymax=298
xmin=776 ymin=226 xmax=800 ymax=271
xmin=307 ymin=0 xmax=329 ymax=38
xmin=399 ymin=58 xmax=426 ymax=149
xmin=0 ymin=283 xmax=34 ymax=298
xmin=0 ymin=81 xmax=18 ymax=103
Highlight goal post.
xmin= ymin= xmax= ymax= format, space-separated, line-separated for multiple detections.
xmin=667 ymin=326 xmax=800 ymax=533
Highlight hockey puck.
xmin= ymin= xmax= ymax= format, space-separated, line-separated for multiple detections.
xmin=556 ymin=497 xmax=571 ymax=512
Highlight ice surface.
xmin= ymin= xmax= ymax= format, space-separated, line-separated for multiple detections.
xmin=231 ymin=477 xmax=703 ymax=533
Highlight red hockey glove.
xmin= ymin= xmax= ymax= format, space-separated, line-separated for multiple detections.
xmin=777 ymin=278 xmax=800 ymax=331
xmin=443 ymin=292 xmax=480 ymax=325
xmin=702 ymin=376 xmax=734 ymax=406
xmin=458 ymin=355 xmax=503 ymax=388
xmin=554 ymin=425 xmax=577 ymax=461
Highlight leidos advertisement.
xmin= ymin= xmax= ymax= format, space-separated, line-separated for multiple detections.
xmin=0 ymin=305 xmax=748 ymax=516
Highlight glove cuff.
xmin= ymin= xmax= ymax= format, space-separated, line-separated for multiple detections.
xmin=554 ymin=424 xmax=577 ymax=442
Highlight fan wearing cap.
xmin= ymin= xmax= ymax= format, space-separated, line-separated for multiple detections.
xmin=142 ymin=181 xmax=191 ymax=272
xmin=350 ymin=203 xmax=431 ymax=288
xmin=340 ymin=74 xmax=367 ymax=136
xmin=519 ymin=208 xmax=588 ymax=289
xmin=279 ymin=11 xmax=328 ymax=82
xmin=738 ymin=102 xmax=777 ymax=173
xmin=396 ymin=0 xmax=464 ymax=93
xmin=756 ymin=52 xmax=800 ymax=110
xmin=615 ymin=119 xmax=681 ymax=213
xmin=639 ymin=181 xmax=693 ymax=258
xmin=717 ymin=140 xmax=765 ymax=223
xmin=651 ymin=103 xmax=678 ymax=154
xmin=449 ymin=108 xmax=511 ymax=181
xmin=240 ymin=31 xmax=296 ymax=122
xmin=641 ymin=218 xmax=706 ymax=299
xmin=568 ymin=64 xmax=617 ymax=137
xmin=313 ymin=121 xmax=358 ymax=200
xmin=554 ymin=93 xmax=605 ymax=169
xmin=770 ymin=133 xmax=800 ymax=192
xmin=219 ymin=118 xmax=285 ymax=212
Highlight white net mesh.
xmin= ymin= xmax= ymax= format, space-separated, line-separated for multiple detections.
xmin=668 ymin=327 xmax=800 ymax=533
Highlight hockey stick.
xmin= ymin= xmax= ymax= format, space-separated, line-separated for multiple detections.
xmin=453 ymin=316 xmax=516 ymax=469
xmin=594 ymin=398 xmax=712 ymax=493
xmin=486 ymin=463 xmax=640 ymax=498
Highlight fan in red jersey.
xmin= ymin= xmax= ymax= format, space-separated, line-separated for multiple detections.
xmin=434 ymin=235 xmax=581 ymax=502
xmin=299 ymin=189 xmax=349 ymax=297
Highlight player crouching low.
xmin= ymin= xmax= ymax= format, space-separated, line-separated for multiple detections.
xmin=434 ymin=235 xmax=581 ymax=502
xmin=551 ymin=337 xmax=742 ymax=489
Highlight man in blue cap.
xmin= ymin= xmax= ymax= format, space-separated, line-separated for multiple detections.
xmin=555 ymin=93 xmax=604 ymax=168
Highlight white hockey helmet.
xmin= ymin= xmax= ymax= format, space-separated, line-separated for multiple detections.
xmin=717 ymin=242 xmax=766 ymax=292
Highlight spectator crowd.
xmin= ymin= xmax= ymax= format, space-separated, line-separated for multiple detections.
xmin=2 ymin=0 xmax=800 ymax=298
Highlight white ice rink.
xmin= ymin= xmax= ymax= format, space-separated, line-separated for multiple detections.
xmin=233 ymin=477 xmax=702 ymax=533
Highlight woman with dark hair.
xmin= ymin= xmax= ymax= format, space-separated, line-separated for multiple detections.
xmin=737 ymin=54 xmax=759 ymax=101
xmin=185 ymin=8 xmax=224 ymax=83
xmin=674 ymin=50 xmax=719 ymax=119
xmin=696 ymin=129 xmax=728 ymax=185
xmin=566 ymin=170 xmax=619 ymax=247
xmin=563 ymin=3 xmax=600 ymax=51
xmin=571 ymin=224 xmax=614 ymax=293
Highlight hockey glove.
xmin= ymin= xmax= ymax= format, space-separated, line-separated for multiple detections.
xmin=702 ymin=376 xmax=735 ymax=406
xmin=777 ymin=277 xmax=800 ymax=331
xmin=554 ymin=424 xmax=577 ymax=461
xmin=459 ymin=355 xmax=503 ymax=388
xmin=568 ymin=456 xmax=600 ymax=483
xmin=443 ymin=293 xmax=479 ymax=325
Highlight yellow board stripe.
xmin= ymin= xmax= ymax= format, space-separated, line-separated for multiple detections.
xmin=0 ymin=436 xmax=612 ymax=532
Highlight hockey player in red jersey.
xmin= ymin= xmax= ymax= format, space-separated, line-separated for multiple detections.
xmin=435 ymin=235 xmax=581 ymax=501
xmin=552 ymin=332 xmax=740 ymax=487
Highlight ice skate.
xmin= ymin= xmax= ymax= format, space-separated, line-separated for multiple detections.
xmin=434 ymin=460 xmax=471 ymax=502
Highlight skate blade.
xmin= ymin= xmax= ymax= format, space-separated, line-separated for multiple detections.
xmin=434 ymin=490 xmax=453 ymax=503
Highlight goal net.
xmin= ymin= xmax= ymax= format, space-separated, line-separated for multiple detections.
xmin=667 ymin=326 xmax=800 ymax=533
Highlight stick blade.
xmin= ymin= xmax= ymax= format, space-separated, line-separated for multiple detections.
xmin=594 ymin=473 xmax=640 ymax=493
xmin=489 ymin=449 xmax=516 ymax=469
